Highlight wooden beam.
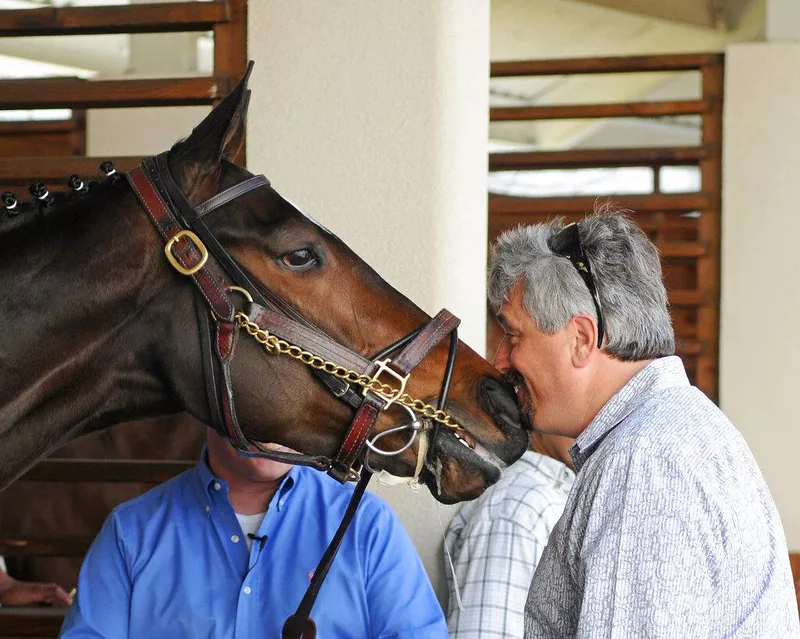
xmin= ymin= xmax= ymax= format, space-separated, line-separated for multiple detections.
xmin=19 ymin=459 xmax=194 ymax=483
xmin=0 ymin=119 xmax=82 ymax=135
xmin=0 ymin=77 xmax=231 ymax=110
xmin=491 ymin=213 xmax=700 ymax=237
xmin=0 ymin=2 xmax=230 ymax=37
xmin=695 ymin=56 xmax=724 ymax=401
xmin=0 ymin=156 xmax=143 ymax=181
xmin=676 ymin=339 xmax=704 ymax=357
xmin=790 ymin=552 xmax=800 ymax=615
xmin=0 ymin=536 xmax=91 ymax=557
xmin=657 ymin=241 xmax=708 ymax=258
xmin=213 ymin=0 xmax=247 ymax=162
xmin=669 ymin=290 xmax=709 ymax=306
xmin=491 ymin=100 xmax=707 ymax=122
xmin=489 ymin=193 xmax=709 ymax=215
xmin=489 ymin=146 xmax=706 ymax=171
xmin=491 ymin=54 xmax=722 ymax=77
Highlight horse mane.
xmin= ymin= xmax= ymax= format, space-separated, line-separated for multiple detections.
xmin=0 ymin=171 xmax=123 ymax=238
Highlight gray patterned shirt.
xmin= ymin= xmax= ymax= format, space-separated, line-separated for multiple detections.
xmin=524 ymin=356 xmax=800 ymax=638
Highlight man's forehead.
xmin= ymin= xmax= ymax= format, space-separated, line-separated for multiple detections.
xmin=496 ymin=297 xmax=518 ymax=326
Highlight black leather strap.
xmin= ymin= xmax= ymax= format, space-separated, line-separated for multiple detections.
xmin=196 ymin=175 xmax=269 ymax=217
xmin=282 ymin=471 xmax=373 ymax=639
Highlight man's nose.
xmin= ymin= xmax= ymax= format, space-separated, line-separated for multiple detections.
xmin=493 ymin=336 xmax=511 ymax=372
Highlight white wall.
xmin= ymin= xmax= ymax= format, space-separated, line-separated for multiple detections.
xmin=246 ymin=1 xmax=490 ymax=602
xmin=720 ymin=42 xmax=800 ymax=551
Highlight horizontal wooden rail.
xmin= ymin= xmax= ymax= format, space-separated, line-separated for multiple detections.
xmin=0 ymin=536 xmax=91 ymax=557
xmin=491 ymin=100 xmax=707 ymax=122
xmin=0 ymin=119 xmax=83 ymax=135
xmin=0 ymin=77 xmax=230 ymax=110
xmin=656 ymin=241 xmax=708 ymax=258
xmin=20 ymin=459 xmax=194 ymax=483
xmin=0 ymin=608 xmax=66 ymax=637
xmin=489 ymin=146 xmax=706 ymax=171
xmin=0 ymin=156 xmax=143 ymax=182
xmin=669 ymin=290 xmax=709 ymax=306
xmin=491 ymin=54 xmax=721 ymax=77
xmin=0 ymin=2 xmax=230 ymax=37
xmin=491 ymin=214 xmax=701 ymax=238
xmin=489 ymin=193 xmax=709 ymax=215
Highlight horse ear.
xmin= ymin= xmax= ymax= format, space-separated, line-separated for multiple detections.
xmin=168 ymin=61 xmax=254 ymax=199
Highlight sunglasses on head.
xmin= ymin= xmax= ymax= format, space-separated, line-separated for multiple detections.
xmin=547 ymin=222 xmax=605 ymax=347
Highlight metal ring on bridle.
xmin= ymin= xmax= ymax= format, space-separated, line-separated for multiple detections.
xmin=365 ymin=403 xmax=424 ymax=457
xmin=227 ymin=285 xmax=254 ymax=304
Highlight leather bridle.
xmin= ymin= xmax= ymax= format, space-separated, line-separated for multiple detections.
xmin=126 ymin=153 xmax=463 ymax=639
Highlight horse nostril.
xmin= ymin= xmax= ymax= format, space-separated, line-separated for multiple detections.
xmin=478 ymin=376 xmax=521 ymax=426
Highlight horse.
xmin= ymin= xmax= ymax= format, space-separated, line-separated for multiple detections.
xmin=0 ymin=62 xmax=527 ymax=512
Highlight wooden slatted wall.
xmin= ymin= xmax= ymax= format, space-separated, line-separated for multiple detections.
xmin=0 ymin=3 xmax=247 ymax=636
xmin=487 ymin=53 xmax=724 ymax=402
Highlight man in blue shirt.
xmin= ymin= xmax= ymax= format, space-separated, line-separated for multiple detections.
xmin=60 ymin=428 xmax=447 ymax=638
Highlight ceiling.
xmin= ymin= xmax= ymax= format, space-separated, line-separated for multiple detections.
xmin=578 ymin=0 xmax=759 ymax=30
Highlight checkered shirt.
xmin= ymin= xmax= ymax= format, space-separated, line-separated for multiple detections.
xmin=445 ymin=450 xmax=575 ymax=638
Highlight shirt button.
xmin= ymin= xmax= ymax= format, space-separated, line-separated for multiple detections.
xmin=205 ymin=505 xmax=210 ymax=513
xmin=243 ymin=586 xmax=252 ymax=595
xmin=213 ymin=482 xmax=221 ymax=491
xmin=231 ymin=535 xmax=240 ymax=543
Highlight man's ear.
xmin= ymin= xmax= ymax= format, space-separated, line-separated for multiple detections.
xmin=570 ymin=314 xmax=597 ymax=368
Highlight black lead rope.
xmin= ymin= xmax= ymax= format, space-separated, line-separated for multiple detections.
xmin=282 ymin=470 xmax=373 ymax=639
xmin=282 ymin=330 xmax=459 ymax=638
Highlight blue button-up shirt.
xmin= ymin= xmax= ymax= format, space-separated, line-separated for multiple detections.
xmin=60 ymin=452 xmax=447 ymax=638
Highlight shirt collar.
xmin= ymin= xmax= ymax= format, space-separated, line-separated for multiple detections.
xmin=569 ymin=356 xmax=689 ymax=472
xmin=196 ymin=445 xmax=300 ymax=511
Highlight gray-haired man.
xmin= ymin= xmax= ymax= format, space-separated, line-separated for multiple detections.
xmin=488 ymin=212 xmax=799 ymax=637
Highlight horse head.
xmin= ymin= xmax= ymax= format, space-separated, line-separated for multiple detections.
xmin=0 ymin=63 xmax=527 ymax=504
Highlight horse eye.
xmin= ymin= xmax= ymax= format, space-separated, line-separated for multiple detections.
xmin=282 ymin=248 xmax=317 ymax=270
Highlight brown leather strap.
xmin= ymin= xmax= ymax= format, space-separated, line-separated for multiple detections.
xmin=249 ymin=303 xmax=375 ymax=375
xmin=328 ymin=309 xmax=459 ymax=482
xmin=328 ymin=395 xmax=383 ymax=483
xmin=390 ymin=309 xmax=460 ymax=375
xmin=127 ymin=166 xmax=234 ymax=322
xmin=282 ymin=471 xmax=373 ymax=639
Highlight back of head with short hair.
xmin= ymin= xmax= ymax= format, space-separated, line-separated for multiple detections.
xmin=487 ymin=209 xmax=675 ymax=361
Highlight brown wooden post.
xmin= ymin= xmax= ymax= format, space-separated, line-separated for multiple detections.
xmin=696 ymin=55 xmax=724 ymax=402
xmin=213 ymin=0 xmax=248 ymax=164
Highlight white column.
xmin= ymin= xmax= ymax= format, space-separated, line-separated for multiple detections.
xmin=766 ymin=0 xmax=800 ymax=41
xmin=247 ymin=0 xmax=490 ymax=602
xmin=721 ymin=3 xmax=800 ymax=552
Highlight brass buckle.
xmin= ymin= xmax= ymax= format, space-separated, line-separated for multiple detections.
xmin=365 ymin=358 xmax=409 ymax=409
xmin=164 ymin=230 xmax=208 ymax=276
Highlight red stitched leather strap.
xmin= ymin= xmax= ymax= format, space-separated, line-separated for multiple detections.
xmin=328 ymin=308 xmax=459 ymax=482
xmin=127 ymin=166 xmax=234 ymax=322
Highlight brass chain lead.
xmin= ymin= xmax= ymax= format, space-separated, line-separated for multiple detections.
xmin=235 ymin=312 xmax=463 ymax=431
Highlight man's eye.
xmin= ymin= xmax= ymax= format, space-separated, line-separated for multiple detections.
xmin=281 ymin=248 xmax=317 ymax=270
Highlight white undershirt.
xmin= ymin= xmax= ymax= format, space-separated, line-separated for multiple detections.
xmin=235 ymin=511 xmax=267 ymax=551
